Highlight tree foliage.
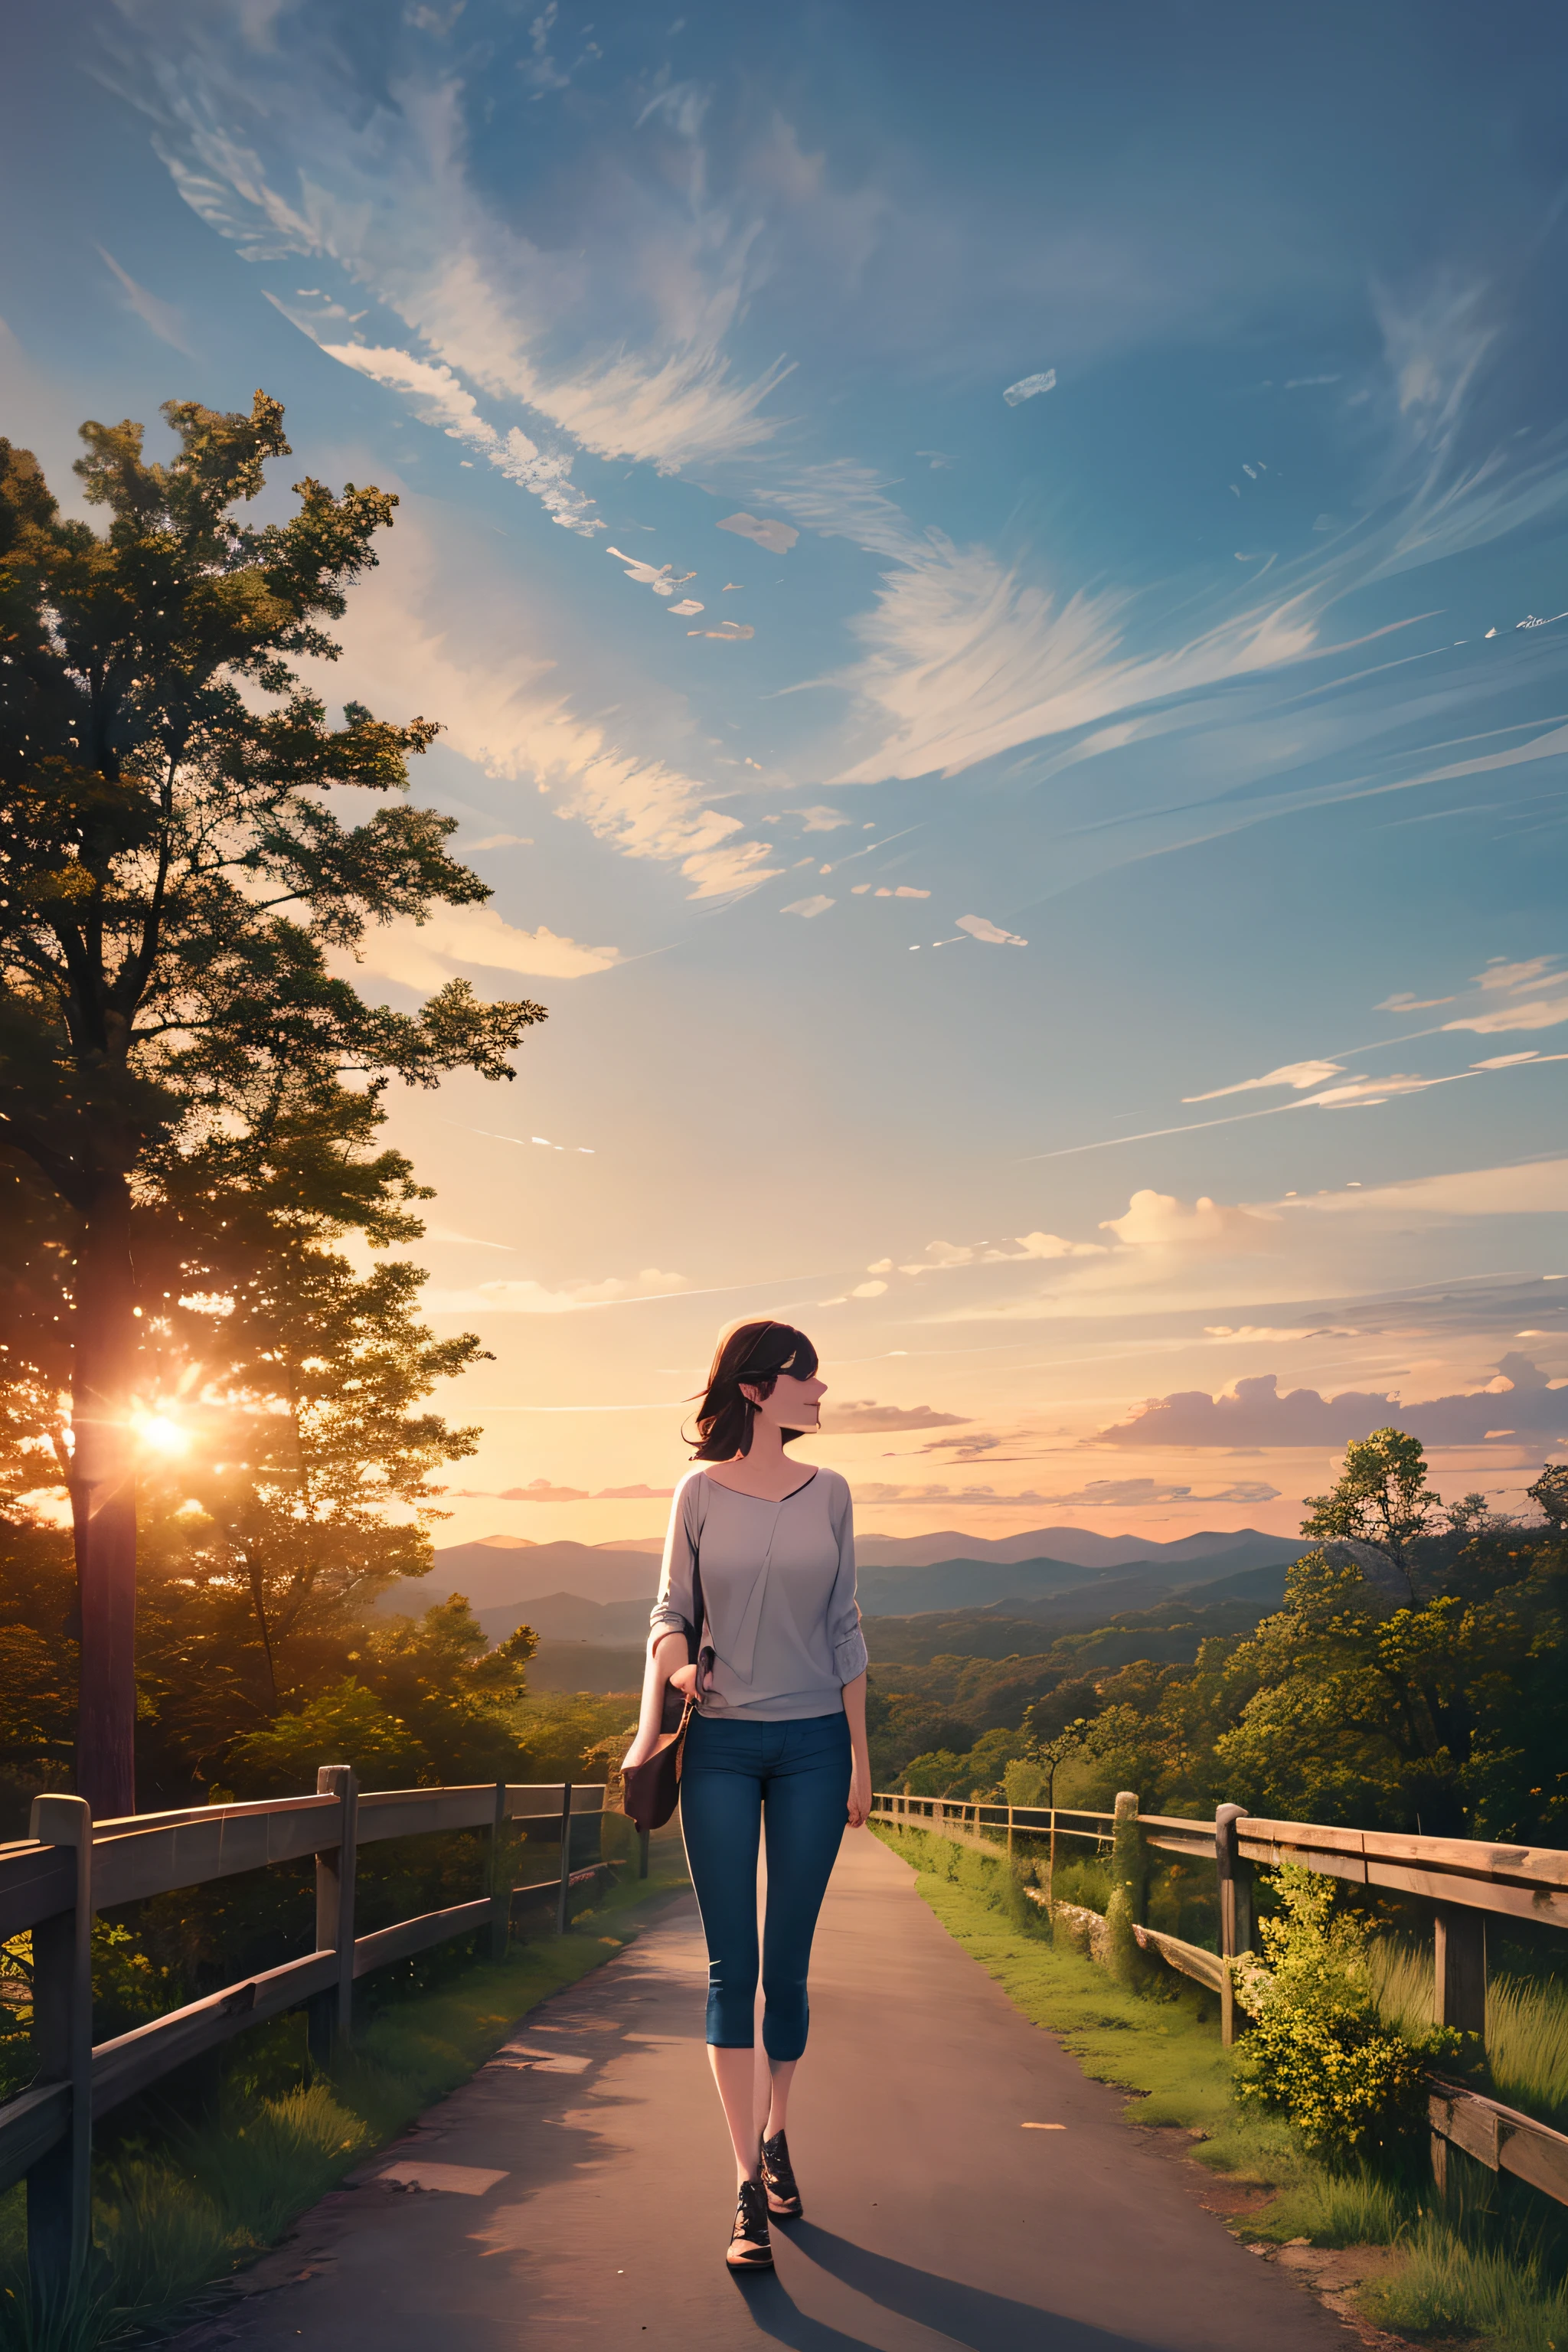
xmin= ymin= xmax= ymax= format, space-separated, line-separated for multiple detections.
xmin=864 ymin=1436 xmax=1568 ymax=1846
xmin=0 ymin=390 xmax=546 ymax=1808
xmin=1299 ymin=1426 xmax=1440 ymax=1595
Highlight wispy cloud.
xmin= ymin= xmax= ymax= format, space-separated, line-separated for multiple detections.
xmin=956 ymin=913 xmax=1027 ymax=946
xmin=717 ymin=511 xmax=798 ymax=554
xmin=426 ymin=1266 xmax=691 ymax=1315
xmin=295 ymin=517 xmax=779 ymax=899
xmin=1477 ymin=957 xmax=1560 ymax=991
xmin=1183 ymin=1058 xmax=1345 ymax=1103
xmin=1442 ymin=995 xmax=1568 ymax=1035
xmin=303 ymin=332 xmax=603 ymax=534
xmin=350 ymin=901 xmax=617 ymax=991
xmin=606 ymin=543 xmax=694 ymax=593
xmin=822 ymin=1400 xmax=970 ymax=1432
xmin=831 ymin=532 xmax=1320 ymax=786
xmin=456 ymin=1477 xmax=676 ymax=1499
xmin=896 ymin=1233 xmax=1108 ymax=1277
xmin=96 ymin=243 xmax=194 ymax=353
xmin=853 ymin=1477 xmax=1280 ymax=1508
xmin=129 ymin=21 xmax=793 ymax=473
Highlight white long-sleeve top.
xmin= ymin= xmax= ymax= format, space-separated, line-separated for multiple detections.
xmin=648 ymin=1465 xmax=869 ymax=1722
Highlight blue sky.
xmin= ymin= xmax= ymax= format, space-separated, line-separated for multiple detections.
xmin=7 ymin=0 xmax=1568 ymax=1542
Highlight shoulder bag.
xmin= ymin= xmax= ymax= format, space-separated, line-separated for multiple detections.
xmin=617 ymin=1509 xmax=713 ymax=1833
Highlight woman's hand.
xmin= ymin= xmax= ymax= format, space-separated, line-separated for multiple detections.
xmin=846 ymin=1753 xmax=872 ymax=1829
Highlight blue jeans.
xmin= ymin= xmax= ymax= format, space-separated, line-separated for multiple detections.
xmin=679 ymin=1710 xmax=850 ymax=2062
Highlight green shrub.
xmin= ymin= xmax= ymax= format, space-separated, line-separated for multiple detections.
xmin=1232 ymin=1864 xmax=1461 ymax=2161
xmin=1001 ymin=1758 xmax=1047 ymax=1807
xmin=1047 ymin=1854 xmax=1114 ymax=1915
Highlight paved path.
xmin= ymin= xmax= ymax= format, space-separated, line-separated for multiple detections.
xmin=207 ymin=1832 xmax=1348 ymax=2351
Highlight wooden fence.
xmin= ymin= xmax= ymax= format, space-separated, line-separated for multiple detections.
xmin=0 ymin=1769 xmax=615 ymax=2296
xmin=872 ymin=1788 xmax=1568 ymax=2211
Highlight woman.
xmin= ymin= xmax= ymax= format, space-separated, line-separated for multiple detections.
xmin=620 ymin=1318 xmax=871 ymax=2270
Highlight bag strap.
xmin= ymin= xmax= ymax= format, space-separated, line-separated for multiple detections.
xmin=690 ymin=1473 xmax=711 ymax=1692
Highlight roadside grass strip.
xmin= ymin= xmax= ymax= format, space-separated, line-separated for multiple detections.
xmin=872 ymin=1821 xmax=1568 ymax=2352
xmin=0 ymin=1838 xmax=688 ymax=2351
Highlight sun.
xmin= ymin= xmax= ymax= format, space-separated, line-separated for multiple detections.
xmin=133 ymin=1412 xmax=189 ymax=1458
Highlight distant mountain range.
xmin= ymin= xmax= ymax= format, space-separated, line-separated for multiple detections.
xmin=854 ymin=1535 xmax=1300 ymax=1619
xmin=407 ymin=1538 xmax=662 ymax=1611
xmin=473 ymin=1591 xmax=653 ymax=1645
xmin=862 ymin=1558 xmax=1302 ymax=1673
xmin=852 ymin=1526 xmax=1289 ymax=1570
xmin=423 ymin=1526 xmax=1305 ymax=1651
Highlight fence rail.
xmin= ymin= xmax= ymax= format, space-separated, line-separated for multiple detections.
xmin=872 ymin=1787 xmax=1568 ymax=2213
xmin=0 ymin=1770 xmax=615 ymax=2297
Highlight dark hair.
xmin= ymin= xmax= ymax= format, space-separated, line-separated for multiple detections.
xmin=687 ymin=1320 xmax=820 ymax=1462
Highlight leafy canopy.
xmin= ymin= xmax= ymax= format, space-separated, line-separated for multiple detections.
xmin=0 ymin=391 xmax=541 ymax=1210
xmin=1300 ymin=1426 xmax=1439 ymax=1591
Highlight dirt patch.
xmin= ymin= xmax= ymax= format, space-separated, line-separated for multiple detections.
xmin=1129 ymin=2119 xmax=1425 ymax=2349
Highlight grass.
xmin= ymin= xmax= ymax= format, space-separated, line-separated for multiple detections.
xmin=1364 ymin=2225 xmax=1568 ymax=2351
xmin=1371 ymin=1939 xmax=1568 ymax=2129
xmin=873 ymin=1820 xmax=1568 ymax=2352
xmin=0 ymin=1831 xmax=688 ymax=2352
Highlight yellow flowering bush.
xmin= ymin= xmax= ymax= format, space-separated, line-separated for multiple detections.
xmin=1232 ymin=1863 xmax=1459 ymax=2160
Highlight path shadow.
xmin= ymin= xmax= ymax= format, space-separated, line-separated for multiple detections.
xmin=730 ymin=2222 xmax=1171 ymax=2352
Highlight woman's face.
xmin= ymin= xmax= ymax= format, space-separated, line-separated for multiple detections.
xmin=744 ymin=1367 xmax=825 ymax=1434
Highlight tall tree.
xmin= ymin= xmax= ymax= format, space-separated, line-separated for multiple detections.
xmin=0 ymin=394 xmax=542 ymax=1813
xmin=1299 ymin=1426 xmax=1440 ymax=1598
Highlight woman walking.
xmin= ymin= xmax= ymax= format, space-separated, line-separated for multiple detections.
xmin=620 ymin=1318 xmax=871 ymax=2269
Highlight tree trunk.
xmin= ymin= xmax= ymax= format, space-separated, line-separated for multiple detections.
xmin=70 ymin=1174 xmax=139 ymax=1818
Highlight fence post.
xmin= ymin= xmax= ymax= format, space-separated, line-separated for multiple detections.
xmin=1112 ymin=1791 xmax=1145 ymax=1924
xmin=638 ymin=1825 xmax=650 ymax=1880
xmin=1432 ymin=1902 xmax=1485 ymax=2194
xmin=1433 ymin=1906 xmax=1486 ymax=2036
xmin=1214 ymin=1802 xmax=1251 ymax=2049
xmin=488 ymin=1781 xmax=511 ymax=1963
xmin=309 ymin=1766 xmax=358 ymax=2065
xmin=26 ymin=1795 xmax=94 ymax=2296
xmin=556 ymin=1781 xmax=574 ymax=1936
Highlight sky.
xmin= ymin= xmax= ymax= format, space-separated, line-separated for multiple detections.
xmin=6 ymin=0 xmax=1568 ymax=1550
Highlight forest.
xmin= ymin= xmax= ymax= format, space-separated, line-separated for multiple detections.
xmin=866 ymin=1436 xmax=1568 ymax=1849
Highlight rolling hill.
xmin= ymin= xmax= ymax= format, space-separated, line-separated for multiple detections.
xmin=387 ymin=1537 xmax=662 ymax=1613
xmin=854 ymin=1537 xmax=1301 ymax=1619
xmin=853 ymin=1526 xmax=1292 ymax=1570
xmin=473 ymin=1592 xmax=652 ymax=1645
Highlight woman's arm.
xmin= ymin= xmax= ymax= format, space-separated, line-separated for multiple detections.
xmin=622 ymin=1481 xmax=700 ymax=1769
xmin=622 ymin=1628 xmax=691 ymax=1770
xmin=841 ymin=1671 xmax=871 ymax=1828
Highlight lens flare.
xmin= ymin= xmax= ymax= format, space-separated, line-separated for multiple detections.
xmin=133 ymin=1413 xmax=188 ymax=1457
